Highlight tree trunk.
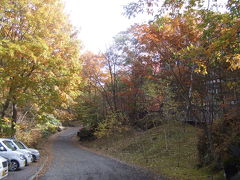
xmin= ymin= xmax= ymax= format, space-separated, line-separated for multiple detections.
xmin=1 ymin=86 xmax=14 ymax=131
xmin=11 ymin=102 xmax=17 ymax=137
xmin=187 ymin=67 xmax=193 ymax=124
xmin=1 ymin=98 xmax=10 ymax=119
xmin=0 ymin=98 xmax=10 ymax=132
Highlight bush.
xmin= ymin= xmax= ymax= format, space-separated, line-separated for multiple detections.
xmin=0 ymin=118 xmax=15 ymax=137
xmin=16 ymin=129 xmax=42 ymax=148
xmin=41 ymin=122 xmax=59 ymax=137
xmin=197 ymin=106 xmax=240 ymax=172
xmin=94 ymin=112 xmax=127 ymax=138
xmin=134 ymin=112 xmax=162 ymax=130
xmin=36 ymin=113 xmax=62 ymax=137
xmin=197 ymin=129 xmax=214 ymax=167
xmin=77 ymin=127 xmax=96 ymax=141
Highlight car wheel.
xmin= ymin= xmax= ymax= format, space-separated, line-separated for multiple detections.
xmin=9 ymin=160 xmax=19 ymax=171
xmin=32 ymin=155 xmax=37 ymax=162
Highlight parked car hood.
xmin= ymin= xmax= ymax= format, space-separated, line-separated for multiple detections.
xmin=28 ymin=148 xmax=39 ymax=154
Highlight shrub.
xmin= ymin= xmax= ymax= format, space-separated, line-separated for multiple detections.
xmin=41 ymin=122 xmax=59 ymax=137
xmin=134 ymin=112 xmax=162 ymax=130
xmin=36 ymin=113 xmax=62 ymax=137
xmin=77 ymin=127 xmax=96 ymax=141
xmin=0 ymin=118 xmax=15 ymax=137
xmin=16 ymin=129 xmax=42 ymax=148
xmin=197 ymin=106 xmax=240 ymax=171
xmin=197 ymin=128 xmax=214 ymax=167
xmin=94 ymin=112 xmax=127 ymax=138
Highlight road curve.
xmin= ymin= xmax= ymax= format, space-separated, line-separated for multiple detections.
xmin=40 ymin=127 xmax=163 ymax=180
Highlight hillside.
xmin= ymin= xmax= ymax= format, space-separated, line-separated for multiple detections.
xmin=81 ymin=122 xmax=225 ymax=180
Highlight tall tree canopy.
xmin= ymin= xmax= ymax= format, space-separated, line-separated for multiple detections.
xmin=0 ymin=0 xmax=82 ymax=134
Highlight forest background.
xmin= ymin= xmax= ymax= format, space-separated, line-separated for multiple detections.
xmin=0 ymin=0 xmax=239 ymax=179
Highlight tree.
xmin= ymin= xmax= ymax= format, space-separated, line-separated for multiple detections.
xmin=0 ymin=0 xmax=82 ymax=135
xmin=124 ymin=0 xmax=240 ymax=168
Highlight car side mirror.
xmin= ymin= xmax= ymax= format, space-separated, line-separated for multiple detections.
xmin=0 ymin=147 xmax=6 ymax=151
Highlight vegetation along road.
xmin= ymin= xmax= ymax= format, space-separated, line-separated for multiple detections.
xmin=40 ymin=127 xmax=162 ymax=180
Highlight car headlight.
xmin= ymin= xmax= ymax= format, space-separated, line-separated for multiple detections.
xmin=28 ymin=153 xmax=32 ymax=158
xmin=33 ymin=151 xmax=39 ymax=156
xmin=19 ymin=154 xmax=25 ymax=160
xmin=33 ymin=150 xmax=39 ymax=153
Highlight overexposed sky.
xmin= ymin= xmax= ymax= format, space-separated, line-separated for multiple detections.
xmin=64 ymin=0 xmax=228 ymax=53
xmin=64 ymin=0 xmax=145 ymax=53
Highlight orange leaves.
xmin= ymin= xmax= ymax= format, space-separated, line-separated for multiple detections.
xmin=120 ymin=75 xmax=134 ymax=87
xmin=133 ymin=15 xmax=201 ymax=58
xmin=130 ymin=14 xmax=202 ymax=82
xmin=81 ymin=52 xmax=107 ymax=81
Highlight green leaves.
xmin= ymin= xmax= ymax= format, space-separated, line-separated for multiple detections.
xmin=0 ymin=0 xmax=82 ymax=133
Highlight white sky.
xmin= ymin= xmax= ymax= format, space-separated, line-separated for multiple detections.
xmin=64 ymin=0 xmax=146 ymax=53
xmin=64 ymin=0 xmax=228 ymax=53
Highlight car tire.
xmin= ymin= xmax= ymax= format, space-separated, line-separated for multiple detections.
xmin=32 ymin=155 xmax=37 ymax=162
xmin=9 ymin=160 xmax=19 ymax=171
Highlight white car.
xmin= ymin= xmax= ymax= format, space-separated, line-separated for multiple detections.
xmin=6 ymin=139 xmax=33 ymax=165
xmin=10 ymin=140 xmax=40 ymax=162
xmin=0 ymin=156 xmax=8 ymax=179
xmin=0 ymin=140 xmax=26 ymax=171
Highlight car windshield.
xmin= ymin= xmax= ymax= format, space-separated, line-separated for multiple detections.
xmin=13 ymin=141 xmax=25 ymax=149
xmin=3 ymin=141 xmax=17 ymax=151
xmin=0 ymin=143 xmax=6 ymax=151
xmin=19 ymin=141 xmax=28 ymax=149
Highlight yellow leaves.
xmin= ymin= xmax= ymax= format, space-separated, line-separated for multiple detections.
xmin=2 ymin=117 xmax=11 ymax=123
xmin=194 ymin=63 xmax=208 ymax=75
xmin=163 ymin=23 xmax=175 ymax=35
xmin=0 ymin=0 xmax=82 ymax=115
xmin=227 ymin=81 xmax=237 ymax=89
xmin=226 ymin=54 xmax=240 ymax=70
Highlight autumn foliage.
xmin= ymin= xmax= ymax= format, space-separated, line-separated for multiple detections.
xmin=76 ymin=0 xmax=240 ymax=176
xmin=1 ymin=0 xmax=239 ymax=176
xmin=0 ymin=0 xmax=82 ymax=137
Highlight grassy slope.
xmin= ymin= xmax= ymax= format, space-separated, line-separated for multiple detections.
xmin=81 ymin=122 xmax=225 ymax=180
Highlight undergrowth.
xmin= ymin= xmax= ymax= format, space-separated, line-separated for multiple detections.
xmin=81 ymin=121 xmax=225 ymax=180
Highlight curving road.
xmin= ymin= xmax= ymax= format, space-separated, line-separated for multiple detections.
xmin=40 ymin=127 xmax=163 ymax=180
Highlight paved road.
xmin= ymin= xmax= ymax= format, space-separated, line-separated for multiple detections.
xmin=5 ymin=151 xmax=44 ymax=180
xmin=6 ymin=162 xmax=39 ymax=180
xmin=40 ymin=127 xmax=162 ymax=180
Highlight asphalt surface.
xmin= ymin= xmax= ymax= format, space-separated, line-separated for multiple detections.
xmin=5 ymin=154 xmax=43 ymax=180
xmin=40 ymin=127 xmax=162 ymax=180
